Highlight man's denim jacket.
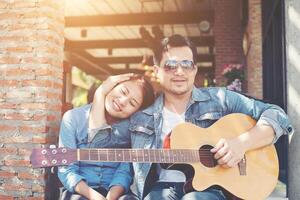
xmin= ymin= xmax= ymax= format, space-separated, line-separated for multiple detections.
xmin=92 ymin=87 xmax=294 ymax=199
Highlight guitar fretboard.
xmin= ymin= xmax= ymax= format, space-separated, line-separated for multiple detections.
xmin=79 ymin=149 xmax=211 ymax=163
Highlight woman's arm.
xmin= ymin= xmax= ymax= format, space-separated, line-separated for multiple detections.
xmin=58 ymin=110 xmax=85 ymax=192
xmin=107 ymin=163 xmax=133 ymax=200
xmin=89 ymin=73 xmax=134 ymax=130
xmin=58 ymin=110 xmax=105 ymax=199
xmin=75 ymin=181 xmax=107 ymax=200
xmin=106 ymin=185 xmax=125 ymax=200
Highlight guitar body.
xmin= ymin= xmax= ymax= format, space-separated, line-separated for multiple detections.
xmin=169 ymin=113 xmax=279 ymax=200
xmin=30 ymin=113 xmax=279 ymax=200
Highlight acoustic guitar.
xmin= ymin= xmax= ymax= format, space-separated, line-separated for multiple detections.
xmin=30 ymin=113 xmax=279 ymax=200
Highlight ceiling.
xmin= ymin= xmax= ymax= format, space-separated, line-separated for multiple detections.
xmin=64 ymin=0 xmax=214 ymax=80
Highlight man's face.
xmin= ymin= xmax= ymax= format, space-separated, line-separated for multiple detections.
xmin=155 ymin=46 xmax=197 ymax=96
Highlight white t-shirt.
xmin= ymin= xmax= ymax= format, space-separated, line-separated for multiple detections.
xmin=157 ymin=107 xmax=186 ymax=182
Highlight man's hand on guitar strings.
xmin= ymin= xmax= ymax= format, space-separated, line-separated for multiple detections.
xmin=210 ymin=137 xmax=246 ymax=168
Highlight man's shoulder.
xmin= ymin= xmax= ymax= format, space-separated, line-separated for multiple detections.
xmin=192 ymin=87 xmax=227 ymax=100
xmin=130 ymin=105 xmax=155 ymax=124
xmin=195 ymin=86 xmax=226 ymax=93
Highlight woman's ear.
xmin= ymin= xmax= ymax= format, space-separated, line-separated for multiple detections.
xmin=153 ymin=65 xmax=159 ymax=74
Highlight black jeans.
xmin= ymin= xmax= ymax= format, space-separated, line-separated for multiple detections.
xmin=60 ymin=187 xmax=138 ymax=200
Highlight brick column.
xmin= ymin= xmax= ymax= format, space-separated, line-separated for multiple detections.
xmin=214 ymin=0 xmax=244 ymax=86
xmin=246 ymin=0 xmax=263 ymax=98
xmin=0 ymin=1 xmax=64 ymax=199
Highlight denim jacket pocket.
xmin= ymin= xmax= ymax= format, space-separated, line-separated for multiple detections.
xmin=129 ymin=125 xmax=155 ymax=148
xmin=195 ymin=112 xmax=223 ymax=128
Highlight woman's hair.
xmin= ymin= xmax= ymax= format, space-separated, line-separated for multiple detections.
xmin=129 ymin=75 xmax=155 ymax=110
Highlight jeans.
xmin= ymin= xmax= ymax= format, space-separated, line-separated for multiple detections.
xmin=60 ymin=187 xmax=138 ymax=200
xmin=143 ymin=182 xmax=226 ymax=200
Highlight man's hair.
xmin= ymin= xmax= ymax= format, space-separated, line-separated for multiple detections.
xmin=153 ymin=34 xmax=198 ymax=66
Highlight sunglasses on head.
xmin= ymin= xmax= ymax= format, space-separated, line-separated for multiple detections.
xmin=162 ymin=60 xmax=196 ymax=72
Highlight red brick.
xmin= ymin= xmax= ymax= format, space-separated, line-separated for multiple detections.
xmin=34 ymin=68 xmax=51 ymax=76
xmin=19 ymin=103 xmax=47 ymax=110
xmin=18 ymin=148 xmax=32 ymax=156
xmin=0 ymin=171 xmax=16 ymax=178
xmin=32 ymin=136 xmax=48 ymax=144
xmin=32 ymin=184 xmax=44 ymax=192
xmin=19 ymin=125 xmax=48 ymax=133
xmin=0 ymin=147 xmax=18 ymax=155
xmin=12 ymin=1 xmax=36 ymax=8
xmin=4 ymin=159 xmax=31 ymax=167
xmin=21 ymin=80 xmax=52 ymax=87
xmin=2 ymin=183 xmax=31 ymax=190
xmin=4 ymin=113 xmax=32 ymax=120
xmin=6 ymin=47 xmax=33 ymax=53
xmin=0 ymin=102 xmax=18 ymax=109
xmin=0 ymin=124 xmax=16 ymax=132
xmin=19 ymin=197 xmax=44 ymax=200
xmin=0 ymin=80 xmax=19 ymax=87
xmin=48 ymin=103 xmax=62 ymax=111
xmin=0 ymin=12 xmax=17 ymax=20
xmin=18 ymin=172 xmax=45 ymax=180
xmin=0 ymin=195 xmax=14 ymax=200
xmin=33 ymin=114 xmax=47 ymax=121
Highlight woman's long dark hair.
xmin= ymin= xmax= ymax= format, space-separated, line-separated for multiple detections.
xmin=129 ymin=75 xmax=155 ymax=110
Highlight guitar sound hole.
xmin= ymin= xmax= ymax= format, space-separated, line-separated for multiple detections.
xmin=199 ymin=145 xmax=217 ymax=168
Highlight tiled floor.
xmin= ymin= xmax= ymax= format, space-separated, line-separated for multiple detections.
xmin=266 ymin=181 xmax=288 ymax=200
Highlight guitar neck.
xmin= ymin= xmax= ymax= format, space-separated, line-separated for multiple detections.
xmin=78 ymin=148 xmax=203 ymax=163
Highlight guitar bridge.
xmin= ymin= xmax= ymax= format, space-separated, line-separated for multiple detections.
xmin=238 ymin=156 xmax=246 ymax=176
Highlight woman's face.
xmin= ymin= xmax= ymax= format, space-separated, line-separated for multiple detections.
xmin=105 ymin=80 xmax=144 ymax=119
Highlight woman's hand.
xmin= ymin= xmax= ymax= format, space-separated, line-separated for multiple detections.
xmin=75 ymin=181 xmax=107 ymax=200
xmin=106 ymin=185 xmax=125 ymax=200
xmin=89 ymin=73 xmax=135 ymax=130
xmin=96 ymin=73 xmax=135 ymax=97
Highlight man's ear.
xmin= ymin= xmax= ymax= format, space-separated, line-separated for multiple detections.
xmin=194 ymin=65 xmax=198 ymax=75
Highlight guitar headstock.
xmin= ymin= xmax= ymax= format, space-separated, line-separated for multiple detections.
xmin=30 ymin=147 xmax=77 ymax=168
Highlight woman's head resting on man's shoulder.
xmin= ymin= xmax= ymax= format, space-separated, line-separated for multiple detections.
xmin=105 ymin=75 xmax=155 ymax=119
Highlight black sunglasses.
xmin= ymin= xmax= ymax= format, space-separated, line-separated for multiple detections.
xmin=162 ymin=60 xmax=196 ymax=73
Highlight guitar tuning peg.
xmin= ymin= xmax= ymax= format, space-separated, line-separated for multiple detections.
xmin=51 ymin=166 xmax=56 ymax=174
xmin=49 ymin=144 xmax=57 ymax=149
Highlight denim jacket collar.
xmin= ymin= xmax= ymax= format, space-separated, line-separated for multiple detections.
xmin=142 ymin=86 xmax=211 ymax=116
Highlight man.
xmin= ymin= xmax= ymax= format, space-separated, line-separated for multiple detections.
xmin=91 ymin=34 xmax=293 ymax=200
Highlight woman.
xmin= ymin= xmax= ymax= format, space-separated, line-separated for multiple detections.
xmin=58 ymin=73 xmax=154 ymax=200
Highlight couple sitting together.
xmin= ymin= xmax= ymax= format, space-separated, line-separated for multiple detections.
xmin=58 ymin=34 xmax=293 ymax=200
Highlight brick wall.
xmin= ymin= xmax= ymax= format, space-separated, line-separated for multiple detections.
xmin=246 ymin=0 xmax=263 ymax=98
xmin=0 ymin=1 xmax=64 ymax=199
xmin=214 ymin=0 xmax=244 ymax=86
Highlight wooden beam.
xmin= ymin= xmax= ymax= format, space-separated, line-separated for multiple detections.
xmin=64 ymin=51 xmax=112 ymax=76
xmin=65 ymin=12 xmax=213 ymax=27
xmin=93 ymin=55 xmax=214 ymax=64
xmin=65 ymin=36 xmax=214 ymax=50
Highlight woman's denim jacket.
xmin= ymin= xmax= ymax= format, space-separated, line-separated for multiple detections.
xmin=57 ymin=104 xmax=132 ymax=193
xmin=92 ymin=87 xmax=294 ymax=199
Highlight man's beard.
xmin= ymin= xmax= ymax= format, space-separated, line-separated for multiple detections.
xmin=165 ymin=85 xmax=190 ymax=96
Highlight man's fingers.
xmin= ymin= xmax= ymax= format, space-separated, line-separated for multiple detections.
xmin=217 ymin=151 xmax=232 ymax=165
xmin=213 ymin=140 xmax=228 ymax=160
xmin=211 ymin=138 xmax=226 ymax=153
